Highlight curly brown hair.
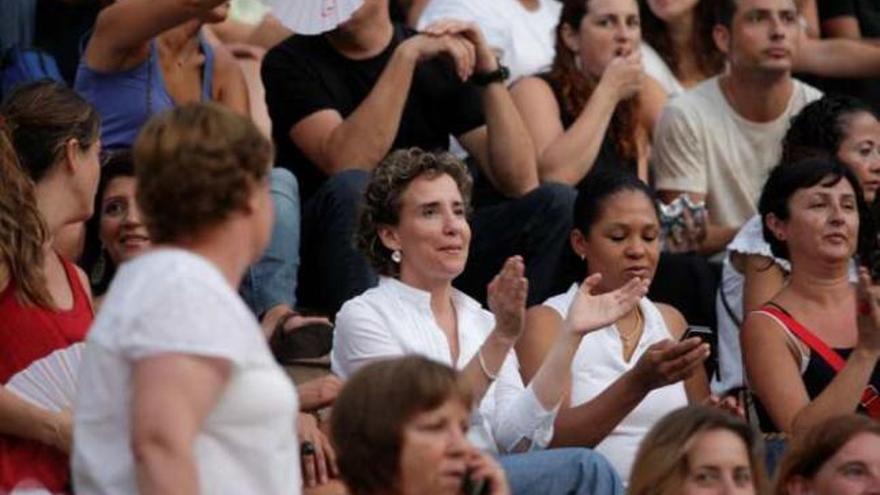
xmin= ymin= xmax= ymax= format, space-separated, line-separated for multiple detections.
xmin=548 ymin=0 xmax=642 ymax=166
xmin=331 ymin=356 xmax=473 ymax=495
xmin=0 ymin=81 xmax=100 ymax=308
xmin=356 ymin=148 xmax=473 ymax=277
xmin=134 ymin=103 xmax=273 ymax=244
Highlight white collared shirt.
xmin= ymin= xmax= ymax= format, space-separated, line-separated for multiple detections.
xmin=332 ymin=277 xmax=556 ymax=454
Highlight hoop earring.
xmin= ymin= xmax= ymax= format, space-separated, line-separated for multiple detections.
xmin=391 ymin=250 xmax=402 ymax=264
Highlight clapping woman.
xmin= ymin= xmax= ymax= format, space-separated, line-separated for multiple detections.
xmin=332 ymin=148 xmax=647 ymax=494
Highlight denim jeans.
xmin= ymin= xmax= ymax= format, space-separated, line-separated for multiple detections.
xmin=499 ymin=448 xmax=624 ymax=495
xmin=240 ymin=168 xmax=301 ymax=316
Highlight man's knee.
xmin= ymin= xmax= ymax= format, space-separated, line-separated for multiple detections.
xmin=270 ymin=167 xmax=300 ymax=200
xmin=526 ymin=182 xmax=576 ymax=218
xmin=324 ymin=169 xmax=371 ymax=204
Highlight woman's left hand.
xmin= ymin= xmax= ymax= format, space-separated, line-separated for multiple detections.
xmin=565 ymin=273 xmax=649 ymax=337
xmin=463 ymin=448 xmax=510 ymax=495
xmin=297 ymin=412 xmax=337 ymax=487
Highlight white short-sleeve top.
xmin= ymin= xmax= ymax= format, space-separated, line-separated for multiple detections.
xmin=543 ymin=285 xmax=688 ymax=483
xmin=332 ymin=277 xmax=557 ymax=454
xmin=73 ymin=249 xmax=300 ymax=495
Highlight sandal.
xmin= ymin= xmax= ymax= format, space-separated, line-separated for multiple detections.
xmin=269 ymin=312 xmax=334 ymax=364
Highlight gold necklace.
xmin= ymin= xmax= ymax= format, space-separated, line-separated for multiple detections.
xmin=618 ymin=308 xmax=643 ymax=347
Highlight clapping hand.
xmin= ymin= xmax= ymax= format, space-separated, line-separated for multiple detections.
xmin=856 ymin=267 xmax=880 ymax=356
xmin=487 ymin=256 xmax=528 ymax=342
xmin=564 ymin=273 xmax=650 ymax=337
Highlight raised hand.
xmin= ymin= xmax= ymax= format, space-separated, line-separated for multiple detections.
xmin=400 ymin=28 xmax=477 ymax=81
xmin=564 ymin=273 xmax=650 ymax=337
xmin=463 ymin=448 xmax=511 ymax=495
xmin=856 ymin=267 xmax=880 ymax=357
xmin=487 ymin=256 xmax=528 ymax=342
xmin=597 ymin=51 xmax=643 ymax=102
xmin=629 ymin=338 xmax=710 ymax=392
xmin=419 ymin=19 xmax=498 ymax=74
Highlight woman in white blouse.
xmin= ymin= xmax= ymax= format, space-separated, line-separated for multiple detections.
xmin=332 ymin=147 xmax=648 ymax=493
xmin=519 ymin=171 xmax=712 ymax=483
xmin=73 ymin=103 xmax=301 ymax=495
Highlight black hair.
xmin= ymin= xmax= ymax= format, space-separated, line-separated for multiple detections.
xmin=81 ymin=148 xmax=136 ymax=295
xmin=574 ymin=170 xmax=660 ymax=237
xmin=758 ymin=158 xmax=875 ymax=262
xmin=782 ymin=94 xmax=877 ymax=166
xmin=715 ymin=0 xmax=738 ymax=29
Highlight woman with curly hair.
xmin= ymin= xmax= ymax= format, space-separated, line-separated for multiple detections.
xmin=0 ymin=81 xmax=101 ymax=494
xmin=511 ymin=0 xmax=667 ymax=186
xmin=333 ymin=147 xmax=649 ymax=494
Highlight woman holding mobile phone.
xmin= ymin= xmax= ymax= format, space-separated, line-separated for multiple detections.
xmin=332 ymin=356 xmax=509 ymax=495
xmin=519 ymin=170 xmax=711 ymax=484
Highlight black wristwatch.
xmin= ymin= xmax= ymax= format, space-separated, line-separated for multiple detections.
xmin=472 ymin=62 xmax=510 ymax=86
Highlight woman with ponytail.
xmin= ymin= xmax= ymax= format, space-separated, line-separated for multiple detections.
xmin=0 ymin=80 xmax=101 ymax=494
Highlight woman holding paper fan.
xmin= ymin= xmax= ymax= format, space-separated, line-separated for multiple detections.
xmin=0 ymin=81 xmax=101 ymax=494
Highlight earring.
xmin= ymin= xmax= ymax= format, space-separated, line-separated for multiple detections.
xmin=391 ymin=250 xmax=402 ymax=264
xmin=90 ymin=248 xmax=107 ymax=286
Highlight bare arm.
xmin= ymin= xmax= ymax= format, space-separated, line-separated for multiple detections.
xmin=291 ymin=33 xmax=477 ymax=176
xmin=85 ymin=0 xmax=231 ymax=71
xmin=211 ymin=43 xmax=251 ymax=116
xmin=510 ymin=55 xmax=642 ymax=187
xmin=739 ymin=253 xmax=786 ymax=314
xmin=795 ymin=35 xmax=880 ymax=77
xmin=741 ymin=308 xmax=879 ymax=434
xmin=132 ymin=354 xmax=230 ymax=495
xmin=0 ymin=387 xmax=70 ymax=452
xmin=657 ymin=303 xmax=711 ymax=403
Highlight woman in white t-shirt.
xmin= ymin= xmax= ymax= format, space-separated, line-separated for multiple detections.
xmin=519 ymin=171 xmax=712 ymax=483
xmin=72 ymin=103 xmax=301 ymax=495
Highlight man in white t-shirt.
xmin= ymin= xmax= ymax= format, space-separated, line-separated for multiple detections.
xmin=417 ymin=0 xmax=561 ymax=84
xmin=652 ymin=0 xmax=822 ymax=254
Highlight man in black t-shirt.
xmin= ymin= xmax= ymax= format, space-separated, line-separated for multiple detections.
xmin=258 ymin=0 xmax=575 ymax=317
xmin=817 ymin=0 xmax=880 ymax=109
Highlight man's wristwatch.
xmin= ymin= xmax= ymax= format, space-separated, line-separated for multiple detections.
xmin=472 ymin=62 xmax=510 ymax=86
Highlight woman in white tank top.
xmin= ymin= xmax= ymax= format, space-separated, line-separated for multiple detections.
xmin=518 ymin=172 xmax=712 ymax=483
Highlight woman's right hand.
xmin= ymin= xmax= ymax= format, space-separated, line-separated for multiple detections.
xmin=856 ymin=268 xmax=880 ymax=356
xmin=487 ymin=256 xmax=529 ymax=342
xmin=565 ymin=273 xmax=649 ymax=337
xmin=462 ymin=448 xmax=510 ymax=495
xmin=629 ymin=338 xmax=709 ymax=393
xmin=297 ymin=412 xmax=338 ymax=487
xmin=598 ymin=52 xmax=643 ymax=102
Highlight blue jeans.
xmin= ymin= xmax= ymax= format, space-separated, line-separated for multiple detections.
xmin=240 ymin=168 xmax=301 ymax=316
xmin=499 ymin=448 xmax=624 ymax=495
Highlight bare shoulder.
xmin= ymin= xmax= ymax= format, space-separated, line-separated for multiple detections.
xmin=510 ymin=76 xmax=555 ymax=101
xmin=73 ymin=265 xmax=94 ymax=305
xmin=654 ymin=302 xmax=687 ymax=339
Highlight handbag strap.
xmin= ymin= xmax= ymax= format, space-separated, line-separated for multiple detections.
xmin=759 ymin=305 xmax=880 ymax=418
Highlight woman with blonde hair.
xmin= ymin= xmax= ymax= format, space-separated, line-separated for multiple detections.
xmin=629 ymin=406 xmax=768 ymax=495
xmin=0 ymin=81 xmax=101 ymax=493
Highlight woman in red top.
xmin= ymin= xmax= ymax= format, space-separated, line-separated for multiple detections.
xmin=0 ymin=81 xmax=101 ymax=493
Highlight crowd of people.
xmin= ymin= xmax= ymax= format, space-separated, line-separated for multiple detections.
xmin=2 ymin=0 xmax=880 ymax=493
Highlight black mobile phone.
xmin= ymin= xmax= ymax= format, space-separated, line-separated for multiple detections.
xmin=462 ymin=471 xmax=490 ymax=495
xmin=680 ymin=325 xmax=712 ymax=343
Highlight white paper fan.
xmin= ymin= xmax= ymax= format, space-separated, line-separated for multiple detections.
xmin=6 ymin=343 xmax=84 ymax=412
xmin=265 ymin=0 xmax=365 ymax=35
